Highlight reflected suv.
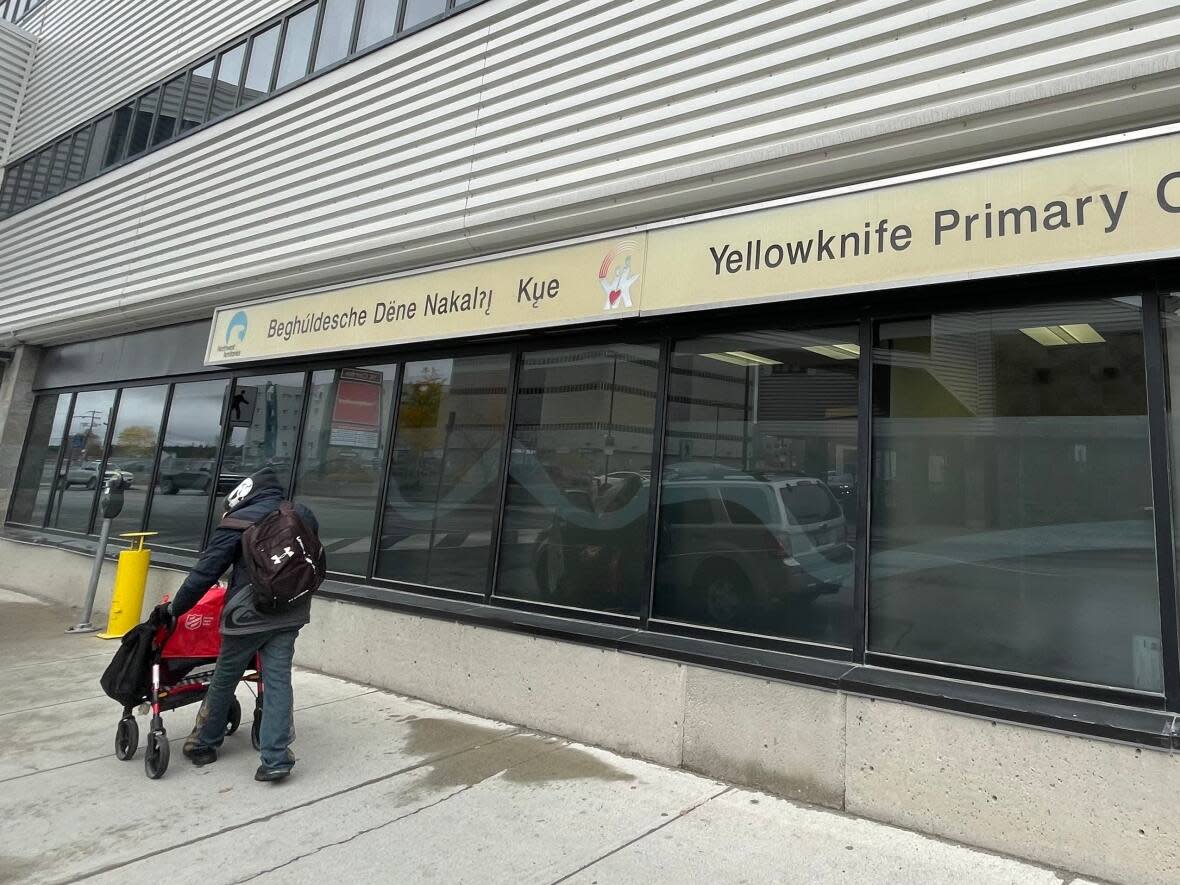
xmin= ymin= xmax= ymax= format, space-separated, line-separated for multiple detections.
xmin=657 ymin=471 xmax=852 ymax=626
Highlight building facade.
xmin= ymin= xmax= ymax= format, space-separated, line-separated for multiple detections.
xmin=4 ymin=2 xmax=1180 ymax=881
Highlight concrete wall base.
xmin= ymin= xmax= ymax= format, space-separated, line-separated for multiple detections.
xmin=3 ymin=539 xmax=1176 ymax=884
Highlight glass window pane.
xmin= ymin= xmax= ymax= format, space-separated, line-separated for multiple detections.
xmin=401 ymin=0 xmax=446 ymax=30
xmin=275 ymin=3 xmax=319 ymax=89
xmin=242 ymin=24 xmax=281 ymax=103
xmin=11 ymin=159 xmax=33 ymax=211
xmin=0 ymin=168 xmax=16 ymax=216
xmin=377 ymin=355 xmax=511 ymax=592
xmin=152 ymin=76 xmax=186 ymax=146
xmin=150 ymin=380 xmax=228 ymax=550
xmin=126 ymin=88 xmax=160 ymax=159
xmin=46 ymin=138 xmax=70 ymax=195
xmin=181 ymin=61 xmax=214 ymax=132
xmin=869 ymin=298 xmax=1161 ymax=692
xmin=104 ymin=386 xmax=168 ymax=533
xmin=47 ymin=389 xmax=117 ymax=534
xmin=65 ymin=129 xmax=90 ymax=186
xmin=103 ymin=103 xmax=134 ymax=167
xmin=655 ymin=328 xmax=858 ymax=643
xmin=356 ymin=0 xmax=398 ymax=49
xmin=9 ymin=395 xmax=71 ymax=525
xmin=314 ymin=0 xmax=357 ymax=70
xmin=296 ymin=365 xmax=398 ymax=576
xmin=84 ymin=116 xmax=113 ymax=178
xmin=219 ymin=374 xmax=306 ymax=495
xmin=27 ymin=149 xmax=52 ymax=204
xmin=496 ymin=345 xmax=659 ymax=615
xmin=210 ymin=43 xmax=246 ymax=120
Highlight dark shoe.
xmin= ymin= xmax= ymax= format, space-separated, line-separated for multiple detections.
xmin=255 ymin=764 xmax=292 ymax=782
xmin=184 ymin=745 xmax=217 ymax=766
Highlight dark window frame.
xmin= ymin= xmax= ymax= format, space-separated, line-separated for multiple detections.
xmin=9 ymin=264 xmax=1179 ymax=710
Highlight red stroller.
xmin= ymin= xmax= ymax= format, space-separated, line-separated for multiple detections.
xmin=112 ymin=585 xmax=263 ymax=779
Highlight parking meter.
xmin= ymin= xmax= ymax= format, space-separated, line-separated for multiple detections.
xmin=99 ymin=475 xmax=128 ymax=520
xmin=68 ymin=475 xmax=128 ymax=633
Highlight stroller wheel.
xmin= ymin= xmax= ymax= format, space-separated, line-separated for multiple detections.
xmin=250 ymin=710 xmax=262 ymax=752
xmin=145 ymin=731 xmax=170 ymax=779
xmin=226 ymin=697 xmax=242 ymax=735
xmin=115 ymin=717 xmax=139 ymax=761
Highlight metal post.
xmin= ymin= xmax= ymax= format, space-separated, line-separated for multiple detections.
xmin=67 ymin=515 xmax=113 ymax=634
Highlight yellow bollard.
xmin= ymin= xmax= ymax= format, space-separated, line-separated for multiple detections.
xmin=98 ymin=532 xmax=158 ymax=640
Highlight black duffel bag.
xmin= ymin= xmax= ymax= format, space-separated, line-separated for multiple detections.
xmin=99 ymin=619 xmax=158 ymax=707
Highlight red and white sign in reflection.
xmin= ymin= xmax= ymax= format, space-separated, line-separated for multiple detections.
xmin=330 ymin=368 xmax=383 ymax=448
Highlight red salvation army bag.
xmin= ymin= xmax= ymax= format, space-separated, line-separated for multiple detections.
xmin=162 ymin=585 xmax=226 ymax=660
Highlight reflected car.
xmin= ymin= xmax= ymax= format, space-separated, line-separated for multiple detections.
xmin=62 ymin=463 xmax=135 ymax=489
xmin=657 ymin=472 xmax=853 ymax=626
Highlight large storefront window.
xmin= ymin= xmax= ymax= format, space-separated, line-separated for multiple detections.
xmin=869 ymin=299 xmax=1162 ymax=692
xmin=47 ymin=389 xmax=116 ymax=534
xmin=655 ymin=328 xmax=858 ymax=645
xmin=104 ymin=385 xmax=168 ymax=533
xmin=295 ymin=366 xmax=398 ymax=577
xmin=376 ymin=355 xmax=510 ymax=593
xmin=9 ymin=394 xmax=70 ymax=526
xmin=219 ymin=373 xmax=306 ymax=495
xmin=149 ymin=380 xmax=228 ymax=550
xmin=496 ymin=345 xmax=659 ymax=615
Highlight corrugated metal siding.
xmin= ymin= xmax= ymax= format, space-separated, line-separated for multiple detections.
xmin=0 ymin=19 xmax=34 ymax=166
xmin=4 ymin=0 xmax=1180 ymax=346
xmin=9 ymin=0 xmax=291 ymax=161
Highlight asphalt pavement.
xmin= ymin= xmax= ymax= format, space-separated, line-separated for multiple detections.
xmin=0 ymin=588 xmax=1108 ymax=885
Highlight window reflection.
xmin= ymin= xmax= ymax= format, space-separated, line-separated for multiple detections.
xmin=377 ymin=355 xmax=510 ymax=593
xmin=9 ymin=394 xmax=70 ymax=526
xmin=210 ymin=44 xmax=246 ymax=119
xmin=356 ymin=0 xmax=398 ymax=49
xmin=126 ymin=88 xmax=160 ymax=158
xmin=181 ymin=61 xmax=214 ymax=132
xmin=103 ymin=386 xmax=168 ymax=534
xmin=219 ymin=373 xmax=306 ymax=495
xmin=47 ymin=389 xmax=116 ymax=534
xmin=149 ymin=380 xmax=227 ymax=550
xmin=152 ymin=76 xmax=186 ymax=146
xmin=402 ymin=0 xmax=447 ymax=30
xmin=496 ymin=345 xmax=659 ymax=615
xmin=296 ymin=365 xmax=397 ymax=576
xmin=869 ymin=299 xmax=1162 ymax=692
xmin=275 ymin=4 xmax=319 ymax=89
xmin=314 ymin=0 xmax=358 ymax=70
xmin=84 ymin=116 xmax=113 ymax=178
xmin=242 ymin=25 xmax=281 ymax=103
xmin=655 ymin=329 xmax=858 ymax=645
xmin=104 ymin=104 xmax=134 ymax=167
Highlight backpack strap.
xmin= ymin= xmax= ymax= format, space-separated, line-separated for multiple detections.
xmin=219 ymin=515 xmax=255 ymax=531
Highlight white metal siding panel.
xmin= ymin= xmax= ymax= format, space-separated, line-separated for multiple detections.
xmin=3 ymin=0 xmax=1180 ymax=345
xmin=9 ymin=0 xmax=291 ymax=160
xmin=0 ymin=19 xmax=34 ymax=166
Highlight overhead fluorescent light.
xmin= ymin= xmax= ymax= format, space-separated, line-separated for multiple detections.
xmin=1020 ymin=324 xmax=1105 ymax=346
xmin=700 ymin=351 xmax=782 ymax=367
xmin=803 ymin=343 xmax=860 ymax=360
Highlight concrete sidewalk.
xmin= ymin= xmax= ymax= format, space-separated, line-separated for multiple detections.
xmin=0 ymin=589 xmax=1106 ymax=885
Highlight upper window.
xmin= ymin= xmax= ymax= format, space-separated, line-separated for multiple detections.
xmin=314 ymin=0 xmax=358 ymax=71
xmin=1 ymin=0 xmax=483 ymax=220
xmin=275 ymin=4 xmax=320 ymax=89
xmin=869 ymin=298 xmax=1161 ymax=693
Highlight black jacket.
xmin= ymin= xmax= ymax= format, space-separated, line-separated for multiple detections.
xmin=170 ymin=468 xmax=318 ymax=635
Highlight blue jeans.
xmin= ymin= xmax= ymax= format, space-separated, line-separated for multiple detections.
xmin=196 ymin=629 xmax=300 ymax=770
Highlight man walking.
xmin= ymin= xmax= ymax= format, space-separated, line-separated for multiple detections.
xmin=161 ymin=466 xmax=318 ymax=782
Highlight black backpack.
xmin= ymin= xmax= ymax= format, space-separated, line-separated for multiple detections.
xmin=225 ymin=502 xmax=327 ymax=614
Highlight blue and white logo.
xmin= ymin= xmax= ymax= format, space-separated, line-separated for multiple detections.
xmin=226 ymin=311 xmax=249 ymax=345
